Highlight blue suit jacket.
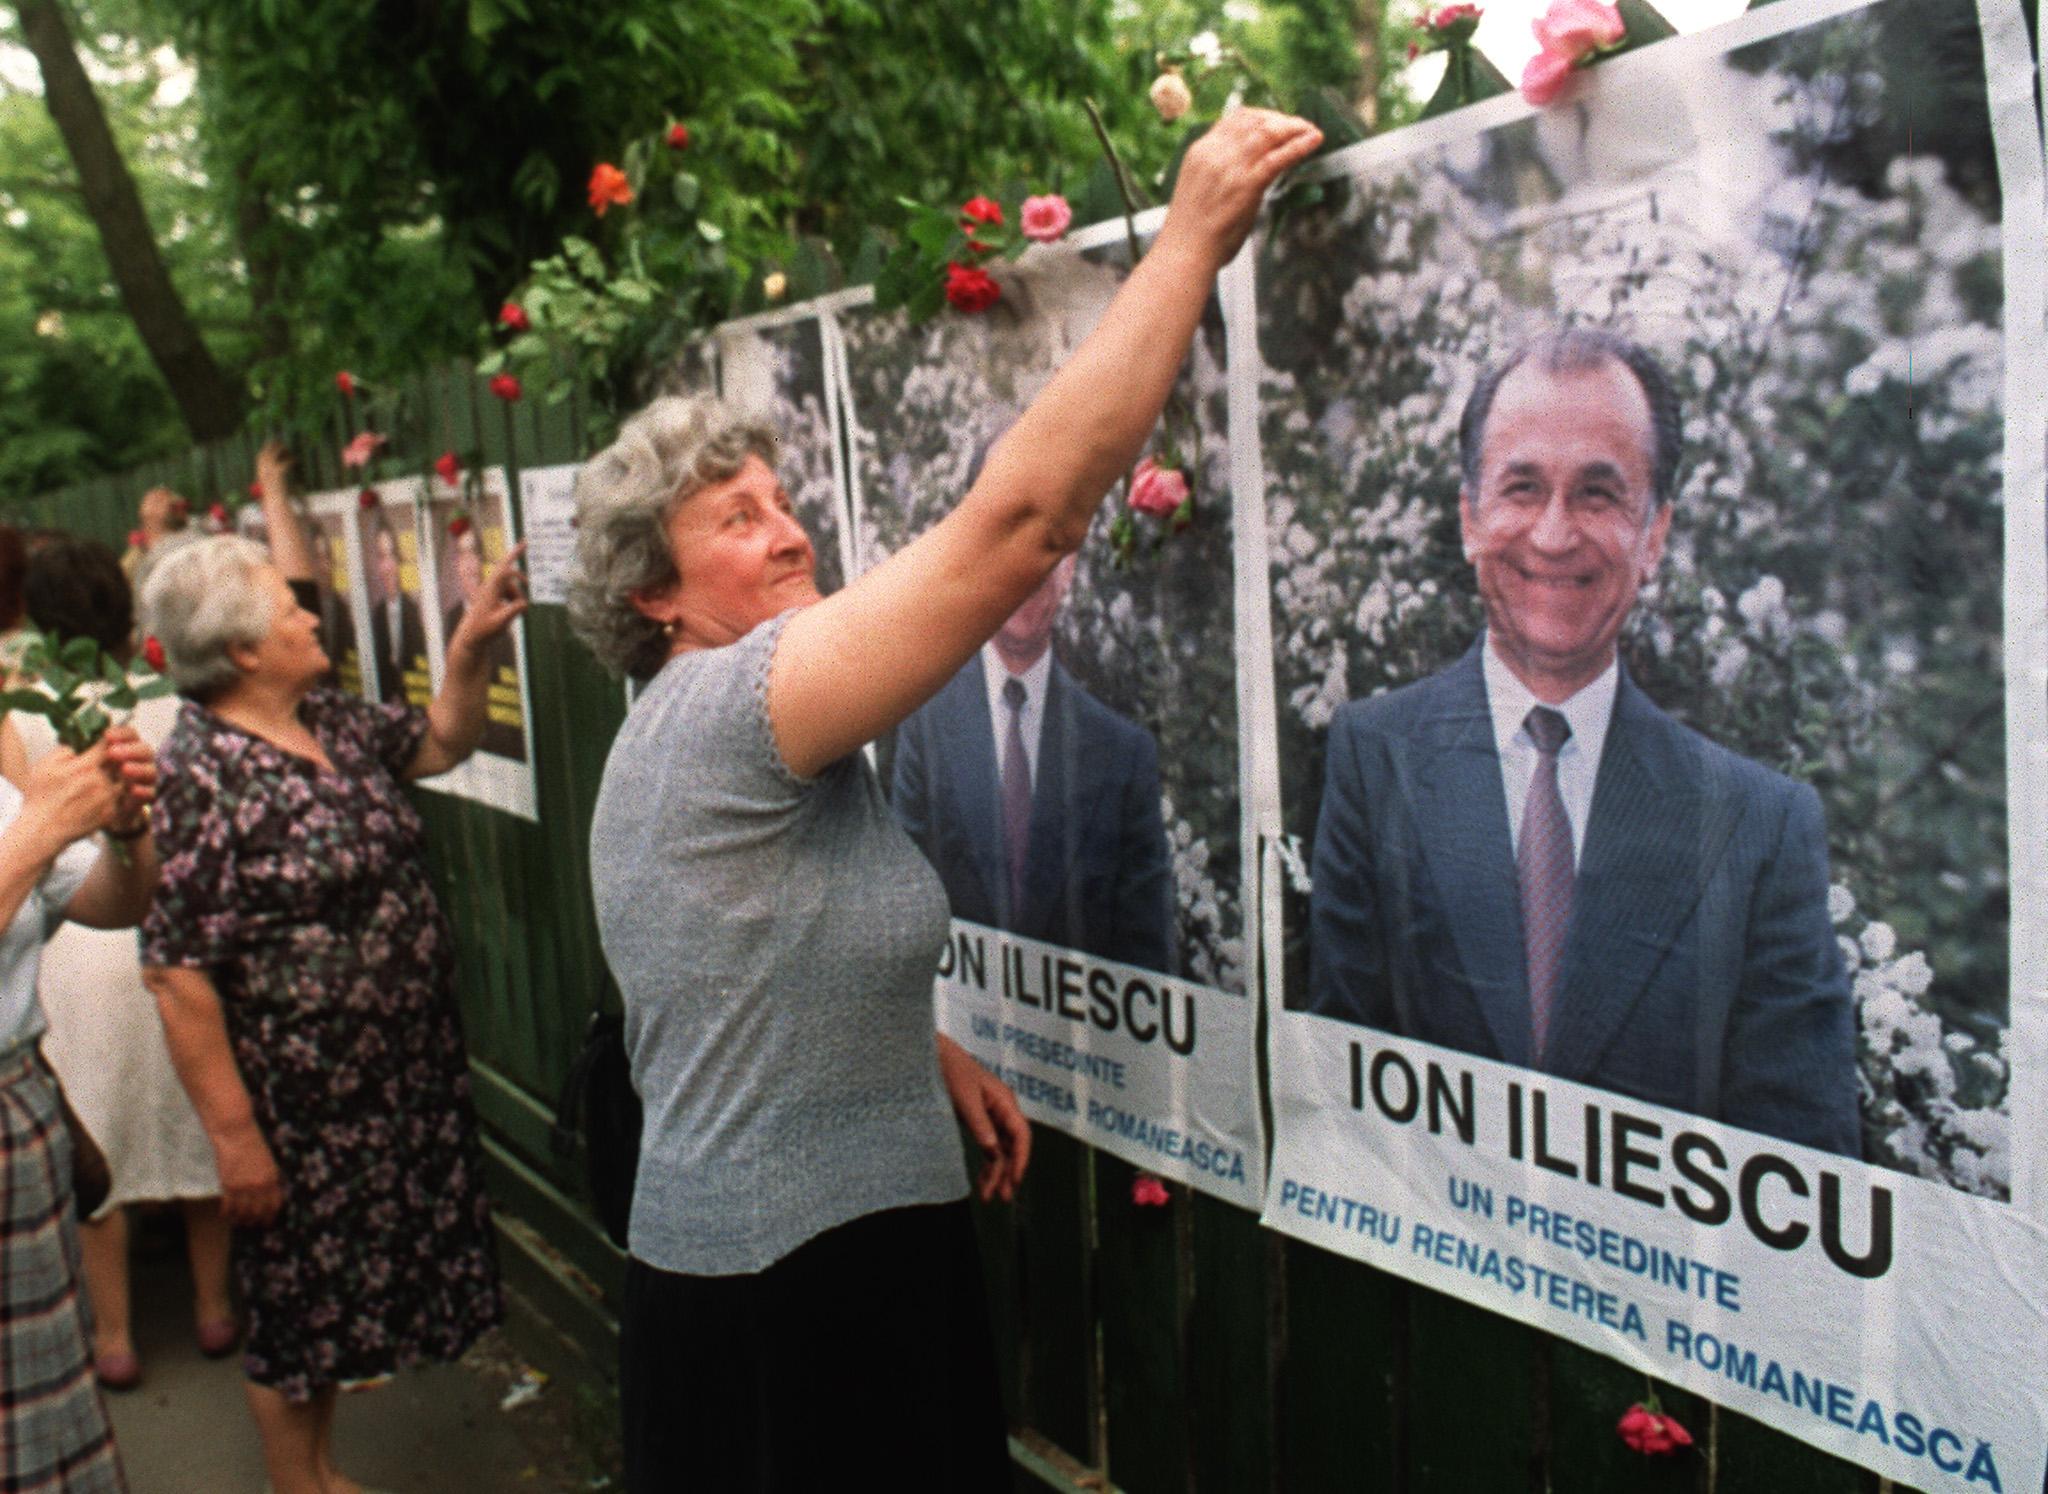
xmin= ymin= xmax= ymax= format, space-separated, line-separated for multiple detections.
xmin=1306 ymin=642 xmax=1860 ymax=1155
xmin=892 ymin=658 xmax=1174 ymax=972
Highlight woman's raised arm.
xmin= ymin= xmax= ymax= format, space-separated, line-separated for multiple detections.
xmin=768 ymin=107 xmax=1321 ymax=778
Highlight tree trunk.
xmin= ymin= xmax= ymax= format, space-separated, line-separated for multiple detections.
xmin=1354 ymin=0 xmax=1383 ymax=128
xmin=18 ymin=0 xmax=244 ymax=441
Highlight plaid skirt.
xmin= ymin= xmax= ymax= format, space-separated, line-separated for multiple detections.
xmin=0 ymin=1049 xmax=126 ymax=1493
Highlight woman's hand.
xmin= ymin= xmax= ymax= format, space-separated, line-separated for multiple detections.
xmin=214 ymin=1121 xmax=285 ymax=1227
xmin=101 ymin=724 xmax=157 ymax=839
xmin=254 ymin=438 xmax=292 ymax=502
xmin=449 ymin=543 xmax=530 ymax=656
xmin=1156 ymin=106 xmax=1325 ymax=273
xmin=15 ymin=738 xmax=125 ymax=859
xmin=938 ymin=1034 xmax=1031 ymax=1203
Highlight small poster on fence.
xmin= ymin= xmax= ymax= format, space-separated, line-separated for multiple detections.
xmin=421 ymin=465 xmax=537 ymax=820
xmin=1253 ymin=1 xmax=2048 ymax=1488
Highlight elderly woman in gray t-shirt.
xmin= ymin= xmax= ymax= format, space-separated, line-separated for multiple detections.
xmin=571 ymin=108 xmax=1321 ymax=1491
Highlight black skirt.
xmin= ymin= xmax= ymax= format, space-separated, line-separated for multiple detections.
xmin=620 ymin=1198 xmax=1011 ymax=1492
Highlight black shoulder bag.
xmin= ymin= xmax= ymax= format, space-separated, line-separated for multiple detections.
xmin=552 ymin=1010 xmax=642 ymax=1251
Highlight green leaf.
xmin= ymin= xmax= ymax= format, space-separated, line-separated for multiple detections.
xmin=672 ymin=172 xmax=701 ymax=212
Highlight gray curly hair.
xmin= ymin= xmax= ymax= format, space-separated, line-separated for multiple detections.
xmin=566 ymin=395 xmax=779 ymax=680
xmin=136 ymin=534 xmax=275 ymax=700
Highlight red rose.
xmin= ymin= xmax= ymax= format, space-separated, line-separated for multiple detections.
xmin=498 ymin=302 xmax=530 ymax=333
xmin=358 ymin=487 xmax=380 ymax=510
xmin=142 ymin=636 xmax=167 ymax=672
xmin=1131 ymin=1174 xmax=1171 ymax=1207
xmin=247 ymin=479 xmax=264 ymax=499
xmin=435 ymin=450 xmax=462 ymax=487
xmin=588 ymin=162 xmax=634 ymax=216
xmin=944 ymin=263 xmax=1000 ymax=314
xmin=489 ymin=373 xmax=523 ymax=402
xmin=666 ymin=122 xmax=691 ymax=151
xmin=1617 ymin=1404 xmax=1693 ymax=1456
xmin=208 ymin=502 xmax=229 ymax=527
xmin=959 ymin=195 xmax=1004 ymax=228
xmin=127 ymin=528 xmax=147 ymax=551
xmin=449 ymin=515 xmax=473 ymax=539
xmin=335 ymin=370 xmax=356 ymax=397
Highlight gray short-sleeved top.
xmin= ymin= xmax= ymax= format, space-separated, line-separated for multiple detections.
xmin=589 ymin=613 xmax=966 ymax=1274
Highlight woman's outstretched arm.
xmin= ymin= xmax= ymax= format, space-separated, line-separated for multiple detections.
xmin=769 ymin=108 xmax=1321 ymax=777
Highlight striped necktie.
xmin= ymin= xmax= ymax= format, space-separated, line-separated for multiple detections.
xmin=1519 ymin=705 xmax=1573 ymax=1062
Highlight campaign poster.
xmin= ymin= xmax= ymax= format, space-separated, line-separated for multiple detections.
xmin=838 ymin=233 xmax=1261 ymax=1208
xmin=304 ymin=490 xmax=366 ymax=697
xmin=352 ymin=477 xmax=432 ymax=710
xmin=420 ymin=466 xmax=537 ymax=819
xmin=715 ymin=311 xmax=850 ymax=596
xmin=1253 ymin=1 xmax=2048 ymax=1487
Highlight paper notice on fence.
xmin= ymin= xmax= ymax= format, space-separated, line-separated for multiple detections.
xmin=934 ymin=921 xmax=1262 ymax=1210
xmin=517 ymin=462 xmax=580 ymax=606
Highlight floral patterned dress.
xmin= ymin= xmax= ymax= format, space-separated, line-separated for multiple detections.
xmin=141 ymin=688 xmax=502 ymax=1402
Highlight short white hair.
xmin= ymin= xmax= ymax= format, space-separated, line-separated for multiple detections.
xmin=137 ymin=535 xmax=276 ymax=699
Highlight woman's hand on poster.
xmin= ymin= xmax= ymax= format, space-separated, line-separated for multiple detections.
xmin=938 ymin=1034 xmax=1032 ymax=1202
xmin=214 ymin=1121 xmax=285 ymax=1226
xmin=1159 ymin=107 xmax=1323 ymax=272
xmin=449 ymin=543 xmax=530 ymax=656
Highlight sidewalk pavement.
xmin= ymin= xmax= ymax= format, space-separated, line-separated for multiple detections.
xmin=100 ymin=1226 xmax=614 ymax=1494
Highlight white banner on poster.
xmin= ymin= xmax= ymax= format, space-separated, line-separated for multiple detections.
xmin=1265 ymin=1019 xmax=2048 ymax=1492
xmin=516 ymin=461 xmax=580 ymax=607
xmin=936 ymin=921 xmax=1262 ymax=1210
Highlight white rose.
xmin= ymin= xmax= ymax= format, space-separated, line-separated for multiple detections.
xmin=762 ymin=271 xmax=788 ymax=301
xmin=1150 ymin=71 xmax=1194 ymax=122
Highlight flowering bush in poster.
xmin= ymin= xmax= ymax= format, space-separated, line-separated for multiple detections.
xmin=1257 ymin=20 xmax=2007 ymax=1194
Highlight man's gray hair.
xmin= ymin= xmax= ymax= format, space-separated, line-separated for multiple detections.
xmin=136 ymin=534 xmax=275 ymax=700
xmin=566 ymin=394 xmax=778 ymax=681
xmin=1457 ymin=328 xmax=1683 ymax=510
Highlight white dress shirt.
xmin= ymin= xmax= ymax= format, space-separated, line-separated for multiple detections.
xmin=1482 ymin=640 xmax=1619 ymax=869
xmin=981 ymin=645 xmax=1053 ymax=787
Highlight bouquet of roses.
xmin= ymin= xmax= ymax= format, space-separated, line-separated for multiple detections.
xmin=0 ymin=632 xmax=175 ymax=753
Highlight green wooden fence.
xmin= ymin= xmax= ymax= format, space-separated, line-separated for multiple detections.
xmin=12 ymin=359 xmax=1903 ymax=1493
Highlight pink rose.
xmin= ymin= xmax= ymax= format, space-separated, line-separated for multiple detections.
xmin=1532 ymin=0 xmax=1624 ymax=56
xmin=1131 ymin=1173 xmax=1171 ymax=1207
xmin=340 ymin=430 xmax=388 ymax=469
xmin=1519 ymin=45 xmax=1578 ymax=106
xmin=1128 ymin=457 xmax=1189 ymax=517
xmin=1019 ymin=194 xmax=1073 ymax=244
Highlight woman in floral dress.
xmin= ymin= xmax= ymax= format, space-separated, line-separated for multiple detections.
xmin=137 ymin=532 xmax=524 ymax=1494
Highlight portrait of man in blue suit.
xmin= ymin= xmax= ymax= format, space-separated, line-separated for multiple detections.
xmin=892 ymin=553 xmax=1175 ymax=973
xmin=1305 ymin=328 xmax=1860 ymax=1156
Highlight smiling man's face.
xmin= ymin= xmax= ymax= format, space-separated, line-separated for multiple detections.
xmin=1460 ymin=355 xmax=1670 ymax=703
